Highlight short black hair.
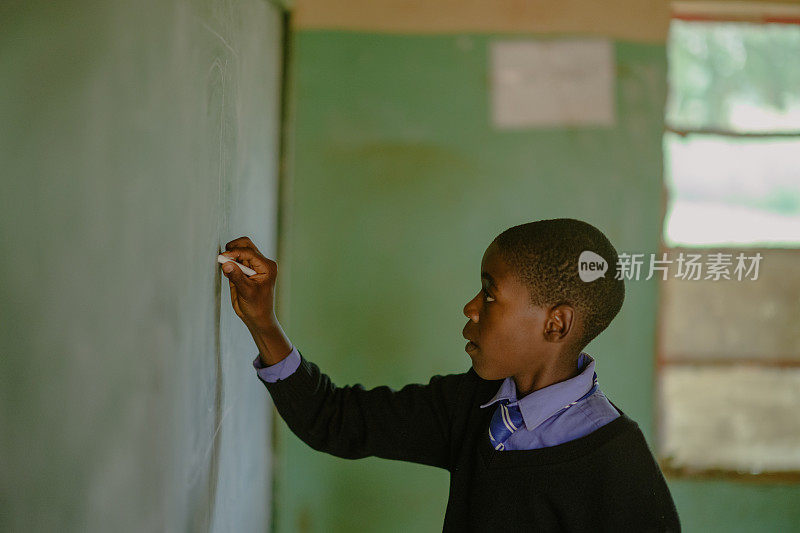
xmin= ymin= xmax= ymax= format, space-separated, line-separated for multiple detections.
xmin=493 ymin=218 xmax=625 ymax=354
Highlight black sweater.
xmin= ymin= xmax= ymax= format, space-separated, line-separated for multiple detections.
xmin=261 ymin=349 xmax=681 ymax=532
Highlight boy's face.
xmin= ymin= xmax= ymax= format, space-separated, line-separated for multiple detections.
xmin=462 ymin=241 xmax=555 ymax=381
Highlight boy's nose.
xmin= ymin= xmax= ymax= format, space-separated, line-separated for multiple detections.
xmin=463 ymin=296 xmax=479 ymax=323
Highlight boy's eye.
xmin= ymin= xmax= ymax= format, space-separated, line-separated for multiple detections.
xmin=482 ymin=288 xmax=495 ymax=303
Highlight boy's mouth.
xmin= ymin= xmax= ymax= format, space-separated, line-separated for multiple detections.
xmin=463 ymin=326 xmax=479 ymax=351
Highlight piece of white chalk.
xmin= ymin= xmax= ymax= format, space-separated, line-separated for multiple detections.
xmin=217 ymin=254 xmax=257 ymax=277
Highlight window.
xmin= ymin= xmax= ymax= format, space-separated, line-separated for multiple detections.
xmin=656 ymin=4 xmax=800 ymax=481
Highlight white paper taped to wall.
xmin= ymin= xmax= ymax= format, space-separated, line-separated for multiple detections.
xmin=490 ymin=39 xmax=616 ymax=129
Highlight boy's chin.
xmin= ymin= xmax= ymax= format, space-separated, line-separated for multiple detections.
xmin=470 ymin=362 xmax=502 ymax=381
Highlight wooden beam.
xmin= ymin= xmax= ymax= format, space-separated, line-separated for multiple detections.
xmin=673 ymin=1 xmax=800 ymax=24
xmin=293 ymin=0 xmax=671 ymax=42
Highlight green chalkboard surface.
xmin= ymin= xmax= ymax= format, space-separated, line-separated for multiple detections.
xmin=1 ymin=1 xmax=284 ymax=531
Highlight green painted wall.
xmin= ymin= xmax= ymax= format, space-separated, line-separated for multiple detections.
xmin=1 ymin=1 xmax=284 ymax=531
xmin=276 ymin=30 xmax=800 ymax=532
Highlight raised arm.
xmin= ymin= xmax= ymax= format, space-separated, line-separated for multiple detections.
xmin=220 ymin=236 xmax=467 ymax=470
xmin=256 ymin=341 xmax=466 ymax=470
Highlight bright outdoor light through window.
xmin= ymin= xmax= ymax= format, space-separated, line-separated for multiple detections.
xmin=664 ymin=134 xmax=800 ymax=246
xmin=663 ymin=20 xmax=800 ymax=248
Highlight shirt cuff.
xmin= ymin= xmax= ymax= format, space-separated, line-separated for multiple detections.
xmin=252 ymin=345 xmax=302 ymax=383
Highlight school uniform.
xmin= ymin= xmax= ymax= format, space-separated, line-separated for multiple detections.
xmin=253 ymin=346 xmax=681 ymax=532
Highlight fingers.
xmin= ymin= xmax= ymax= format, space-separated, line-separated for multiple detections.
xmin=228 ymin=274 xmax=240 ymax=311
xmin=225 ymin=236 xmax=256 ymax=252
xmin=223 ymin=259 xmax=262 ymax=302
xmin=221 ymin=247 xmax=274 ymax=276
xmin=223 ymin=236 xmax=277 ymax=276
xmin=228 ymin=275 xmax=237 ymax=301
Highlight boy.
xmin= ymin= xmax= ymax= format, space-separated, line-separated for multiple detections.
xmin=220 ymin=219 xmax=681 ymax=532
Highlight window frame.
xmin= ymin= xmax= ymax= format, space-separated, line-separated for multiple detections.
xmin=655 ymin=3 xmax=800 ymax=483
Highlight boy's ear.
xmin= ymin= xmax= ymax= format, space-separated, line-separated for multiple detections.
xmin=543 ymin=304 xmax=575 ymax=342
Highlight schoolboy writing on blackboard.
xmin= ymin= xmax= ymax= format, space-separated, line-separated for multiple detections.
xmin=220 ymin=218 xmax=681 ymax=532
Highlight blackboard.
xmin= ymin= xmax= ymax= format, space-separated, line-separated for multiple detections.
xmin=0 ymin=1 xmax=284 ymax=531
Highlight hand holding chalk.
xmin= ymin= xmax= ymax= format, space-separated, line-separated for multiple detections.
xmin=221 ymin=238 xmax=293 ymax=365
xmin=220 ymin=237 xmax=280 ymax=332
xmin=217 ymin=254 xmax=257 ymax=276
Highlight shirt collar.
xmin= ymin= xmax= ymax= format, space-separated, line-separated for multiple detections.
xmin=479 ymin=352 xmax=597 ymax=432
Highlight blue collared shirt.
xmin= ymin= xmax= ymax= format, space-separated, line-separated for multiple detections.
xmin=253 ymin=347 xmax=620 ymax=450
xmin=478 ymin=352 xmax=620 ymax=450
